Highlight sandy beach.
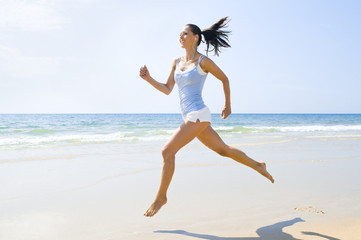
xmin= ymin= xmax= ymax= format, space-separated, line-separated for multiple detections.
xmin=1 ymin=132 xmax=360 ymax=240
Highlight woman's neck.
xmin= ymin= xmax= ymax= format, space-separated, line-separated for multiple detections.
xmin=184 ymin=48 xmax=198 ymax=62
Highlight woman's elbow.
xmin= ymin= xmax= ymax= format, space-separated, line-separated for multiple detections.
xmin=163 ymin=88 xmax=171 ymax=95
xmin=164 ymin=85 xmax=174 ymax=95
xmin=222 ymin=77 xmax=229 ymax=85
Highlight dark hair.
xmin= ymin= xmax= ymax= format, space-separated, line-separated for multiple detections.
xmin=186 ymin=17 xmax=231 ymax=56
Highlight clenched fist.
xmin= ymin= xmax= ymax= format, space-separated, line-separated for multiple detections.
xmin=139 ymin=65 xmax=151 ymax=81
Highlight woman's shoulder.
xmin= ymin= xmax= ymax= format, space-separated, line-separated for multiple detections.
xmin=171 ymin=57 xmax=180 ymax=69
xmin=200 ymin=55 xmax=212 ymax=62
xmin=199 ymin=55 xmax=214 ymax=71
xmin=173 ymin=56 xmax=183 ymax=64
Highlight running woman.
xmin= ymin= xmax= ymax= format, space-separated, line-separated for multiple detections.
xmin=139 ymin=17 xmax=274 ymax=217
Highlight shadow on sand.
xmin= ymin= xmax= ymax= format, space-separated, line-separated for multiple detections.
xmin=154 ymin=218 xmax=340 ymax=240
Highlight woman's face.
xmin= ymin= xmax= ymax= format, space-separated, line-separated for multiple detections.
xmin=179 ymin=26 xmax=198 ymax=49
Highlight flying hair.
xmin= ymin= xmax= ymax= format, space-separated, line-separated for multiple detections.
xmin=186 ymin=17 xmax=231 ymax=56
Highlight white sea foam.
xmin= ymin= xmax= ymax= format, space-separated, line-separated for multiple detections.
xmin=257 ymin=125 xmax=361 ymax=132
xmin=1 ymin=124 xmax=361 ymax=150
xmin=213 ymin=125 xmax=361 ymax=133
xmin=0 ymin=131 xmax=171 ymax=150
xmin=213 ymin=126 xmax=234 ymax=131
xmin=1 ymin=114 xmax=361 ymax=151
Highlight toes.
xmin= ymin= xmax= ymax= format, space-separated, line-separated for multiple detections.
xmin=144 ymin=208 xmax=155 ymax=217
xmin=144 ymin=209 xmax=151 ymax=217
xmin=145 ymin=211 xmax=153 ymax=217
xmin=268 ymin=175 xmax=274 ymax=182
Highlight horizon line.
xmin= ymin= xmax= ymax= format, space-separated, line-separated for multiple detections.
xmin=1 ymin=112 xmax=360 ymax=115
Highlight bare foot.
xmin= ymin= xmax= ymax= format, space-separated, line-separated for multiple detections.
xmin=257 ymin=162 xmax=274 ymax=183
xmin=144 ymin=196 xmax=167 ymax=217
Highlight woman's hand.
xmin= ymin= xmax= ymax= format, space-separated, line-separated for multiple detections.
xmin=139 ymin=65 xmax=151 ymax=81
xmin=221 ymin=105 xmax=231 ymax=119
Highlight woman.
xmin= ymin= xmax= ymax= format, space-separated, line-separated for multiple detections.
xmin=139 ymin=17 xmax=274 ymax=217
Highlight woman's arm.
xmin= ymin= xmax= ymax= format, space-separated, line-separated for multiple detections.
xmin=139 ymin=59 xmax=177 ymax=95
xmin=200 ymin=57 xmax=231 ymax=119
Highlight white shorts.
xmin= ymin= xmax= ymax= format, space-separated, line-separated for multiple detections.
xmin=182 ymin=107 xmax=211 ymax=123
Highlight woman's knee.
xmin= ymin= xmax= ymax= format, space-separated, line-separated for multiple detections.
xmin=162 ymin=146 xmax=175 ymax=161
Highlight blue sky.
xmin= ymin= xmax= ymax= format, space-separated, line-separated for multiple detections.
xmin=0 ymin=0 xmax=360 ymax=113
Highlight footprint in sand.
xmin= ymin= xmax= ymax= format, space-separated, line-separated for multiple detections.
xmin=294 ymin=206 xmax=325 ymax=214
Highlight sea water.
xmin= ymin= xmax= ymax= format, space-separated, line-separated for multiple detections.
xmin=1 ymin=113 xmax=360 ymax=151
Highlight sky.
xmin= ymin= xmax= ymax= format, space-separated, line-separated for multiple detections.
xmin=0 ymin=0 xmax=360 ymax=114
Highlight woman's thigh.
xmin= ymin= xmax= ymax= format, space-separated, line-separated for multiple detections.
xmin=163 ymin=120 xmax=210 ymax=156
xmin=197 ymin=126 xmax=230 ymax=155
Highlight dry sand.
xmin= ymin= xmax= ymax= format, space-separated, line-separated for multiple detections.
xmin=1 ymin=135 xmax=360 ymax=239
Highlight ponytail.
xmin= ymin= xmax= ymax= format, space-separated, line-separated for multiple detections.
xmin=202 ymin=17 xmax=231 ymax=56
xmin=186 ymin=17 xmax=231 ymax=56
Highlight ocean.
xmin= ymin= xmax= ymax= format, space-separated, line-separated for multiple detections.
xmin=1 ymin=113 xmax=360 ymax=151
